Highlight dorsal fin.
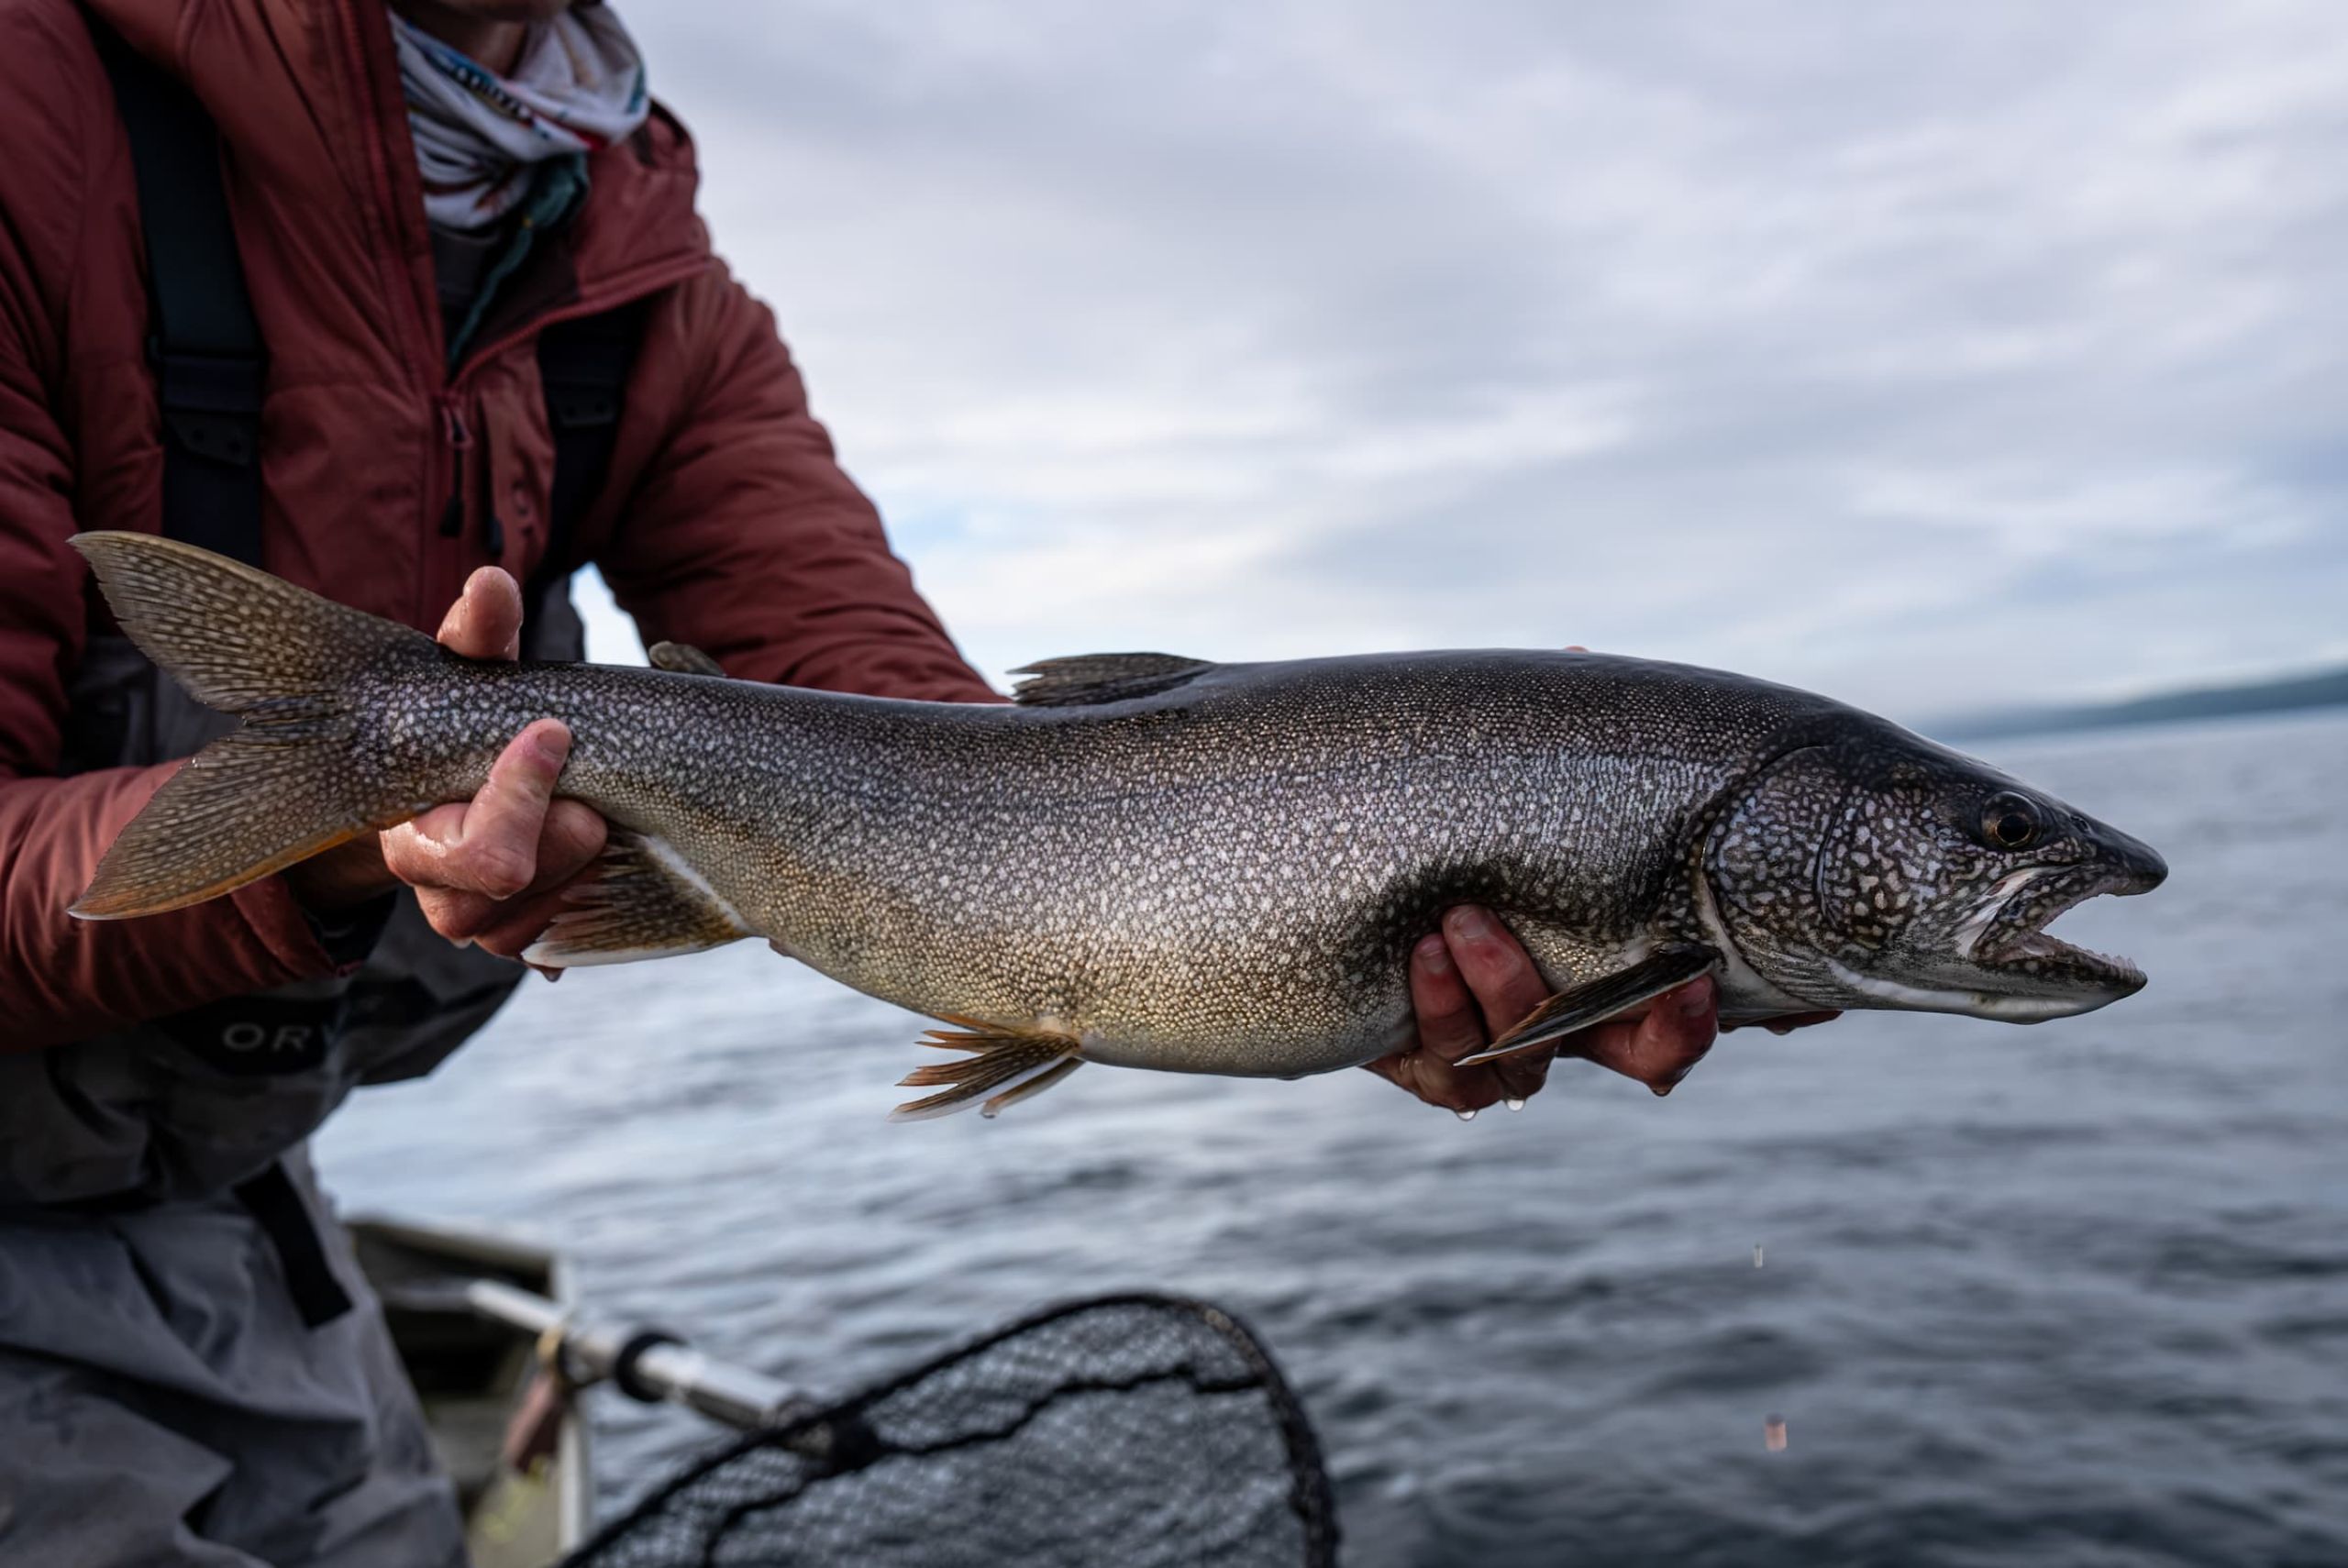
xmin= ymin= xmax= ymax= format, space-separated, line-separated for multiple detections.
xmin=1009 ymin=653 xmax=1215 ymax=707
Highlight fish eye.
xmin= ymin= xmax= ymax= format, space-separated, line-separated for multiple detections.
xmin=1981 ymin=792 xmax=2039 ymax=851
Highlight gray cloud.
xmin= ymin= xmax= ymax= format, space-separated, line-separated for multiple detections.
xmin=583 ymin=0 xmax=2348 ymax=723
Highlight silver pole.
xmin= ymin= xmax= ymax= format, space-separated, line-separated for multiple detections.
xmin=464 ymin=1278 xmax=805 ymax=1432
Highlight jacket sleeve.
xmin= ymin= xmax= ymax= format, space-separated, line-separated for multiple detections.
xmin=593 ymin=268 xmax=1000 ymax=703
xmin=0 ymin=68 xmax=340 ymax=1055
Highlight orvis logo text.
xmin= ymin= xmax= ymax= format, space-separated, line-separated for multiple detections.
xmin=160 ymin=999 xmax=339 ymax=1077
xmin=219 ymin=1021 xmax=319 ymax=1056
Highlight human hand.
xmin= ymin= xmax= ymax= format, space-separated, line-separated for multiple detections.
xmin=282 ymin=568 xmax=606 ymax=959
xmin=1364 ymin=905 xmax=1740 ymax=1113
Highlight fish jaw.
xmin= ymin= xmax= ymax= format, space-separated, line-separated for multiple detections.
xmin=1828 ymin=856 xmax=2165 ymax=1022
xmin=1959 ymin=859 xmax=2161 ymax=1000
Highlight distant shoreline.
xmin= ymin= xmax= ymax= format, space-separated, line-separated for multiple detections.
xmin=1931 ymin=665 xmax=2348 ymax=742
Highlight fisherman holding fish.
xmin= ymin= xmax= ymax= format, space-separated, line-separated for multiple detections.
xmin=0 ymin=2 xmax=1744 ymax=1563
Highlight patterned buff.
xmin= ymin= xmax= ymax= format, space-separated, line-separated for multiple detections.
xmin=391 ymin=5 xmax=650 ymax=231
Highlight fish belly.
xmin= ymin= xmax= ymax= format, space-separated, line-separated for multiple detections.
xmin=755 ymin=825 xmax=1647 ymax=1081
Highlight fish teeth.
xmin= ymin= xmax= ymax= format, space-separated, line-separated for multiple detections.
xmin=1956 ymin=867 xmax=2052 ymax=958
xmin=2009 ymin=907 xmax=2142 ymax=981
xmin=1969 ymin=867 xmax=2143 ymax=981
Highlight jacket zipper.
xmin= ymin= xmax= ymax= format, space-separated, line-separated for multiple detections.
xmin=443 ymin=259 xmax=702 ymax=563
xmin=436 ymin=398 xmax=473 ymax=541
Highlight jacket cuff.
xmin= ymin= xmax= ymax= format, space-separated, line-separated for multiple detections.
xmin=227 ymin=874 xmax=349 ymax=978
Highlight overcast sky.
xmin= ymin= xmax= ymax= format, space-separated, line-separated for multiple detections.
xmin=581 ymin=1 xmax=2347 ymax=724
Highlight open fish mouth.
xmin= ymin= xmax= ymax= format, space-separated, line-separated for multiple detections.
xmin=1957 ymin=864 xmax=2154 ymax=991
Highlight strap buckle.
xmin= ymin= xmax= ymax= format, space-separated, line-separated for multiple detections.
xmin=543 ymin=379 xmax=622 ymax=431
xmin=149 ymin=340 xmax=264 ymax=467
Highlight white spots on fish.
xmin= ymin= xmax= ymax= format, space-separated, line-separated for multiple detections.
xmin=452 ymin=643 xmax=2147 ymax=1089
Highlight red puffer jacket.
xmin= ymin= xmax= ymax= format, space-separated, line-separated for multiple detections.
xmin=0 ymin=0 xmax=996 ymax=1050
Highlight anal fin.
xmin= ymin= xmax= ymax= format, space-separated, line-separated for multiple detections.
xmin=892 ymin=1017 xmax=1086 ymax=1121
xmin=1455 ymin=943 xmax=1720 ymax=1066
xmin=520 ymin=831 xmax=751 ymax=968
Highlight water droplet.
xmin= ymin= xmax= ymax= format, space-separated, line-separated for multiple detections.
xmin=1455 ymin=1107 xmax=1479 ymax=1122
xmin=1504 ymin=1097 xmax=1526 ymax=1112
xmin=1764 ymin=1415 xmax=1788 ymax=1452
xmin=1754 ymin=1244 xmax=1765 ymax=1268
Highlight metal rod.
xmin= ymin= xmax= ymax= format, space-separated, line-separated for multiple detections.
xmin=464 ymin=1278 xmax=804 ymax=1432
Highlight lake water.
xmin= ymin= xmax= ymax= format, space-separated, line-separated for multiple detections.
xmin=319 ymin=709 xmax=2348 ymax=1566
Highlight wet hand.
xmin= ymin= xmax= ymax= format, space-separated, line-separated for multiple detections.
xmin=283 ymin=568 xmax=606 ymax=960
xmin=1363 ymin=905 xmax=1728 ymax=1112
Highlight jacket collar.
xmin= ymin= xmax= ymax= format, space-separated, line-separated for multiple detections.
xmin=88 ymin=0 xmax=709 ymax=368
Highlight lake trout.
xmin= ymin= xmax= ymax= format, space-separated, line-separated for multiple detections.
xmin=69 ymin=533 xmax=2166 ymax=1119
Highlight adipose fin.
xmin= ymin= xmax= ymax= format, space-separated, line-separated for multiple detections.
xmin=648 ymin=641 xmax=726 ymax=678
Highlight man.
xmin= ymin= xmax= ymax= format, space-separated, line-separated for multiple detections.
xmin=0 ymin=1 xmax=1748 ymax=1561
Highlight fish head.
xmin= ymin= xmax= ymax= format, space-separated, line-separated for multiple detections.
xmin=1704 ymin=729 xmax=2166 ymax=1022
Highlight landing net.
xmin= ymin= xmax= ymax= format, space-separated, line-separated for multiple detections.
xmin=559 ymin=1293 xmax=1338 ymax=1568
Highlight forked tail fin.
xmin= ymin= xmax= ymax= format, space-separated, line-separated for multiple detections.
xmin=69 ymin=531 xmax=437 ymax=919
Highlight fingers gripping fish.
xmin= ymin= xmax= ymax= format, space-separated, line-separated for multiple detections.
xmin=67 ymin=535 xmax=2168 ymax=1121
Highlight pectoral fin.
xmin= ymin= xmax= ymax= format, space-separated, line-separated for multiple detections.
xmin=520 ymin=831 xmax=751 ymax=968
xmin=1454 ymin=944 xmax=1720 ymax=1066
xmin=892 ymin=1017 xmax=1086 ymax=1121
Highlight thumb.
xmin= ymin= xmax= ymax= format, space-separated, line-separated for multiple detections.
xmin=438 ymin=567 xmax=526 ymax=661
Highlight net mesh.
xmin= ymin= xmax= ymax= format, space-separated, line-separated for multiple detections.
xmin=559 ymin=1293 xmax=1338 ymax=1568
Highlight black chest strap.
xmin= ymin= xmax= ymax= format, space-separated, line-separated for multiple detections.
xmin=84 ymin=8 xmax=266 ymax=566
xmin=232 ymin=1161 xmax=355 ymax=1330
xmin=533 ymin=300 xmax=647 ymax=605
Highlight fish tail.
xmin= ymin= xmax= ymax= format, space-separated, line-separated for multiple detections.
xmin=68 ymin=531 xmax=439 ymax=919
